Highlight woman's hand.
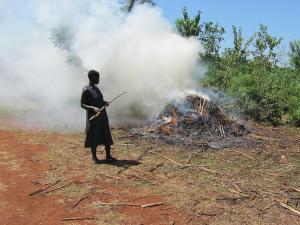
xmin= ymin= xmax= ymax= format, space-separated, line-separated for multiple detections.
xmin=93 ymin=107 xmax=101 ymax=113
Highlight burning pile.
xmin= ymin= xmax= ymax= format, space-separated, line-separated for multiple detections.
xmin=132 ymin=94 xmax=249 ymax=149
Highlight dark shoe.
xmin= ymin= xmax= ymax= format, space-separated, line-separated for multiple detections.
xmin=106 ymin=155 xmax=117 ymax=162
xmin=92 ymin=157 xmax=102 ymax=164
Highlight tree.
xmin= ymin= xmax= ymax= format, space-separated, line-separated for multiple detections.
xmin=175 ymin=7 xmax=201 ymax=37
xmin=50 ymin=25 xmax=82 ymax=66
xmin=199 ymin=22 xmax=225 ymax=59
xmin=289 ymin=40 xmax=300 ymax=70
xmin=223 ymin=26 xmax=254 ymax=65
xmin=120 ymin=0 xmax=156 ymax=13
xmin=251 ymin=24 xmax=282 ymax=66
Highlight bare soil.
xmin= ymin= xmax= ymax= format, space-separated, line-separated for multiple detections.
xmin=0 ymin=117 xmax=299 ymax=225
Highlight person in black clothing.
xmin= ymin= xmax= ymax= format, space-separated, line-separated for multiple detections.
xmin=81 ymin=70 xmax=116 ymax=164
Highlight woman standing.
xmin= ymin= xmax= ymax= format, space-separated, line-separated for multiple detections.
xmin=81 ymin=70 xmax=116 ymax=164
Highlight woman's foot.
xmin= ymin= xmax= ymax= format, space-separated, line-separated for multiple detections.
xmin=92 ymin=157 xmax=102 ymax=164
xmin=106 ymin=155 xmax=117 ymax=162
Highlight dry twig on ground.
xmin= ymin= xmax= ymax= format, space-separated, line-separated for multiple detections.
xmin=228 ymin=150 xmax=254 ymax=160
xmin=73 ymin=195 xmax=91 ymax=208
xmin=149 ymin=151 xmax=183 ymax=167
xmin=61 ymin=217 xmax=97 ymax=221
xmin=278 ymin=202 xmax=300 ymax=216
xmin=29 ymin=180 xmax=61 ymax=196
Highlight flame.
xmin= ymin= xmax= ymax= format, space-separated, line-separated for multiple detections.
xmin=158 ymin=125 xmax=174 ymax=135
xmin=171 ymin=108 xmax=177 ymax=126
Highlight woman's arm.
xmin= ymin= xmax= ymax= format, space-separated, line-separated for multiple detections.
xmin=81 ymin=103 xmax=100 ymax=113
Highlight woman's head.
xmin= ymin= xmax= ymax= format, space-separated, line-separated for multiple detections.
xmin=88 ymin=70 xmax=100 ymax=84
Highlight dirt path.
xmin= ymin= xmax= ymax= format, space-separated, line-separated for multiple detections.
xmin=0 ymin=129 xmax=67 ymax=225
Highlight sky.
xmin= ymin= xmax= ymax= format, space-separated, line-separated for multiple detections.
xmin=155 ymin=0 xmax=300 ymax=51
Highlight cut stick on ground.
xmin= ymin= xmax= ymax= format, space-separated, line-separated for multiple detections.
xmin=250 ymin=134 xmax=280 ymax=141
xmin=97 ymin=201 xmax=164 ymax=208
xmin=98 ymin=202 xmax=141 ymax=207
xmin=141 ymin=202 xmax=163 ymax=208
xmin=149 ymin=151 xmax=183 ymax=167
xmin=195 ymin=164 xmax=223 ymax=175
xmin=263 ymin=202 xmax=277 ymax=211
xmin=61 ymin=217 xmax=97 ymax=221
xmin=73 ymin=195 xmax=90 ymax=208
xmin=29 ymin=179 xmax=61 ymax=196
xmin=98 ymin=172 xmax=121 ymax=180
xmin=228 ymin=150 xmax=254 ymax=160
xmin=41 ymin=182 xmax=73 ymax=195
xmin=290 ymin=186 xmax=300 ymax=193
xmin=278 ymin=202 xmax=300 ymax=216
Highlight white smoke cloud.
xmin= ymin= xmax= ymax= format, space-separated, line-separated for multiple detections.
xmin=0 ymin=0 xmax=204 ymax=129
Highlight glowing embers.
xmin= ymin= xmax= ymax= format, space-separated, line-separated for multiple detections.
xmin=157 ymin=108 xmax=177 ymax=136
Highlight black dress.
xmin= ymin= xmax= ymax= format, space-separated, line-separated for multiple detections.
xmin=81 ymin=85 xmax=113 ymax=148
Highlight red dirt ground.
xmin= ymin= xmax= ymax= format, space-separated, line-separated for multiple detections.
xmin=0 ymin=129 xmax=68 ymax=225
xmin=0 ymin=120 xmax=197 ymax=225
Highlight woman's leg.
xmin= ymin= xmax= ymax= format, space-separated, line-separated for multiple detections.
xmin=91 ymin=146 xmax=101 ymax=164
xmin=105 ymin=145 xmax=116 ymax=161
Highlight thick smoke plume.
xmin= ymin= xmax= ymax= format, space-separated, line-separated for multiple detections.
xmin=0 ymin=0 xmax=204 ymax=130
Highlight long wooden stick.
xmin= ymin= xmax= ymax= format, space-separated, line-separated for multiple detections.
xmin=29 ymin=180 xmax=61 ymax=196
xmin=278 ymin=202 xmax=300 ymax=216
xmin=228 ymin=150 xmax=254 ymax=160
xmin=89 ymin=91 xmax=127 ymax=121
xmin=141 ymin=202 xmax=163 ymax=208
xmin=61 ymin=217 xmax=97 ymax=221
xmin=73 ymin=195 xmax=90 ymax=208
xmin=290 ymin=186 xmax=300 ymax=193
xmin=97 ymin=201 xmax=163 ymax=208
xmin=41 ymin=182 xmax=72 ymax=195
xmin=98 ymin=202 xmax=141 ymax=207
xmin=99 ymin=172 xmax=122 ymax=180
xmin=197 ymin=165 xmax=223 ymax=175
xmin=150 ymin=151 xmax=183 ymax=167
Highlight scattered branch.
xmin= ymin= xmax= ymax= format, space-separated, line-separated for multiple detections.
xmin=278 ymin=202 xmax=300 ymax=216
xmin=73 ymin=195 xmax=91 ymax=208
xmin=228 ymin=150 xmax=254 ymax=160
xmin=98 ymin=202 xmax=141 ymax=207
xmin=61 ymin=217 xmax=97 ymax=221
xmin=250 ymin=134 xmax=279 ymax=141
xmin=149 ymin=151 xmax=183 ymax=167
xmin=290 ymin=186 xmax=300 ymax=193
xmin=99 ymin=172 xmax=122 ymax=180
xmin=141 ymin=202 xmax=163 ymax=208
xmin=97 ymin=201 xmax=163 ymax=208
xmin=29 ymin=180 xmax=61 ymax=196
xmin=194 ymin=164 xmax=223 ymax=175
xmin=41 ymin=182 xmax=73 ymax=195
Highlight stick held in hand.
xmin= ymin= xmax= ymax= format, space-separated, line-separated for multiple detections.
xmin=89 ymin=91 xmax=127 ymax=121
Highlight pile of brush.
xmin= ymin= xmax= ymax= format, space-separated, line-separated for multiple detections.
xmin=131 ymin=94 xmax=249 ymax=149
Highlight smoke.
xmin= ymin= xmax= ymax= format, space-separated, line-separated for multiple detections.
xmin=0 ymin=0 xmax=204 ymax=130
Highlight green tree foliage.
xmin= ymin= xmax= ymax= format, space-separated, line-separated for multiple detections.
xmin=193 ymin=18 xmax=299 ymax=125
xmin=176 ymin=7 xmax=225 ymax=62
xmin=175 ymin=7 xmax=201 ymax=37
xmin=289 ymin=40 xmax=300 ymax=70
xmin=223 ymin=26 xmax=253 ymax=65
xmin=251 ymin=24 xmax=283 ymax=67
xmin=199 ymin=22 xmax=225 ymax=59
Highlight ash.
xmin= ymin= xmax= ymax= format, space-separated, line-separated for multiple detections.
xmin=131 ymin=94 xmax=250 ymax=149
